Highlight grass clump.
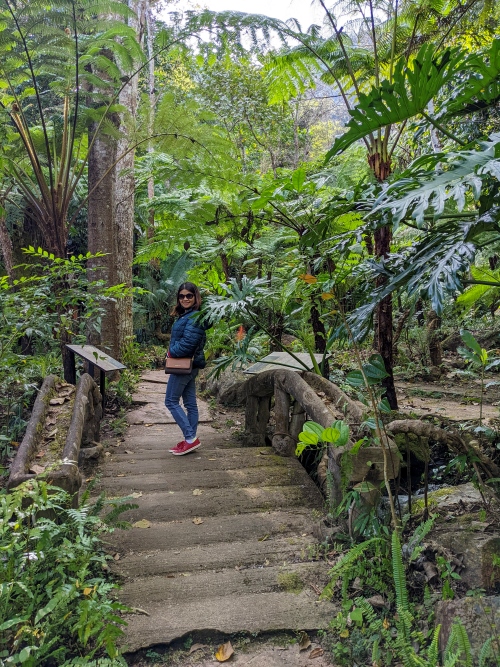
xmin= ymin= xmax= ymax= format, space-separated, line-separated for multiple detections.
xmin=277 ymin=571 xmax=304 ymax=594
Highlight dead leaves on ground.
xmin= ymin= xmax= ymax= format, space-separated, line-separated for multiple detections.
xmin=299 ymin=632 xmax=311 ymax=651
xmin=192 ymin=488 xmax=203 ymax=496
xmin=188 ymin=643 xmax=209 ymax=655
xmin=132 ymin=519 xmax=151 ymax=529
xmin=192 ymin=517 xmax=203 ymax=525
xmin=309 ymin=647 xmax=324 ymax=659
xmin=215 ymin=641 xmax=234 ymax=662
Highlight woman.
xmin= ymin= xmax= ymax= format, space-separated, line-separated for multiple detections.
xmin=165 ymin=282 xmax=207 ymax=456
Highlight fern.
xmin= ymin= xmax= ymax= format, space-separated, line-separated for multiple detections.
xmin=478 ymin=636 xmax=494 ymax=667
xmin=407 ymin=516 xmax=435 ymax=562
xmin=392 ymin=531 xmax=409 ymax=613
xmin=321 ymin=537 xmax=383 ymax=599
xmin=444 ymin=621 xmax=473 ymax=667
xmin=427 ymin=626 xmax=441 ymax=667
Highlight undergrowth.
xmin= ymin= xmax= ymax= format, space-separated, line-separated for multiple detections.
xmin=0 ymin=480 xmax=137 ymax=666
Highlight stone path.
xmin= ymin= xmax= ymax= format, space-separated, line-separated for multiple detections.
xmin=96 ymin=371 xmax=335 ymax=656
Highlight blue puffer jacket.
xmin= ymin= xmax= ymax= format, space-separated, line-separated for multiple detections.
xmin=169 ymin=309 xmax=207 ymax=368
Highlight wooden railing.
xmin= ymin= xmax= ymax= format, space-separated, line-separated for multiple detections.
xmin=220 ymin=368 xmax=399 ymax=507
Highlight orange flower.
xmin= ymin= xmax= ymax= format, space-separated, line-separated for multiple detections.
xmin=236 ymin=325 xmax=246 ymax=342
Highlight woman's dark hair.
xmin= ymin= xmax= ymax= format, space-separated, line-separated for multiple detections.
xmin=171 ymin=282 xmax=202 ymax=317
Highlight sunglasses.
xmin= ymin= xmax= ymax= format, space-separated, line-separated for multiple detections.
xmin=179 ymin=293 xmax=195 ymax=301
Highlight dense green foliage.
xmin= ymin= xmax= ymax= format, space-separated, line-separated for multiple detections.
xmin=0 ymin=481 xmax=135 ymax=665
xmin=1 ymin=0 xmax=500 ymax=662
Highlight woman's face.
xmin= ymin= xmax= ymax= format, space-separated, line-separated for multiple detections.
xmin=178 ymin=289 xmax=195 ymax=308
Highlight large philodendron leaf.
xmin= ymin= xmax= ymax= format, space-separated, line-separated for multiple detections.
xmin=372 ymin=134 xmax=500 ymax=227
xmin=348 ymin=209 xmax=500 ymax=334
xmin=440 ymin=39 xmax=500 ymax=120
xmin=325 ymin=43 xmax=464 ymax=160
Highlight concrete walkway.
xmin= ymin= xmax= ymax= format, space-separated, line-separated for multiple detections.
xmin=97 ymin=371 xmax=335 ymax=655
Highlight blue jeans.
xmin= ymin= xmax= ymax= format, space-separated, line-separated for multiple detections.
xmin=164 ymin=369 xmax=199 ymax=441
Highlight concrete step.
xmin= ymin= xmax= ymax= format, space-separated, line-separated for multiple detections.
xmin=119 ymin=562 xmax=327 ymax=604
xmin=119 ymin=483 xmax=323 ymax=523
xmin=108 ymin=510 xmax=317 ymax=553
xmin=98 ymin=464 xmax=308 ymax=493
xmin=111 ymin=535 xmax=316 ymax=578
xmin=102 ymin=448 xmax=289 ymax=475
xmin=121 ymin=591 xmax=335 ymax=653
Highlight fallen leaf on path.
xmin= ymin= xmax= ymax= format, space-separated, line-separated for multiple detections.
xmin=299 ymin=633 xmax=311 ymax=651
xmin=192 ymin=489 xmax=203 ymax=496
xmin=130 ymin=492 xmax=143 ymax=499
xmin=169 ymin=491 xmax=174 ymax=494
xmin=117 ymin=474 xmax=125 ymax=477
xmin=192 ymin=517 xmax=203 ymax=525
xmin=132 ymin=519 xmax=151 ymax=529
xmin=45 ymin=416 xmax=57 ymax=426
xmin=189 ymin=643 xmax=209 ymax=655
xmin=309 ymin=648 xmax=324 ymax=659
xmin=49 ymin=397 xmax=66 ymax=405
xmin=215 ymin=641 xmax=234 ymax=662
xmin=113 ymin=553 xmax=120 ymax=560
xmin=29 ymin=465 xmax=45 ymax=475
xmin=144 ymin=423 xmax=153 ymax=427
xmin=258 ymin=534 xmax=269 ymax=542
xmin=208 ymin=458 xmax=216 ymax=461
xmin=129 ymin=607 xmax=150 ymax=616
xmin=36 ymin=451 xmax=46 ymax=458
xmin=46 ymin=429 xmax=58 ymax=439
xmin=124 ymin=450 xmax=133 ymax=454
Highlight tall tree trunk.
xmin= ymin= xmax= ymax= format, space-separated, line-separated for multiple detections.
xmin=374 ymin=224 xmax=398 ymax=409
xmin=0 ymin=205 xmax=14 ymax=279
xmin=146 ymin=5 xmax=156 ymax=248
xmin=369 ymin=142 xmax=398 ymax=409
xmin=87 ymin=128 xmax=120 ymax=356
xmin=113 ymin=0 xmax=147 ymax=355
xmin=87 ymin=1 xmax=146 ymax=359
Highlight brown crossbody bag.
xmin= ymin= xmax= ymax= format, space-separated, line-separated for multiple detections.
xmin=164 ymin=356 xmax=193 ymax=375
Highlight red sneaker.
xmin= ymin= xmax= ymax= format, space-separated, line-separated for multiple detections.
xmin=169 ymin=441 xmax=185 ymax=453
xmin=171 ymin=438 xmax=201 ymax=456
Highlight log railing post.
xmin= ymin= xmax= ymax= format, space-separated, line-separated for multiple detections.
xmin=272 ymin=384 xmax=295 ymax=456
xmin=244 ymin=394 xmax=271 ymax=446
xmin=289 ymin=399 xmax=306 ymax=442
